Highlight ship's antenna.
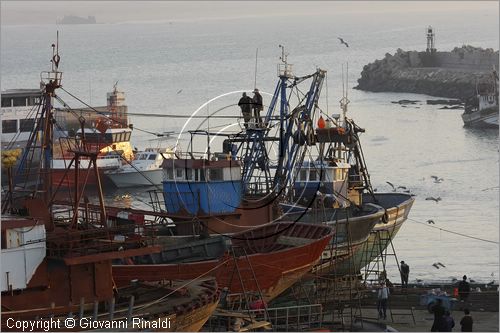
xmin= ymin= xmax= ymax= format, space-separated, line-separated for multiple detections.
xmin=207 ymin=102 xmax=210 ymax=160
xmin=339 ymin=63 xmax=350 ymax=127
xmin=254 ymin=48 xmax=258 ymax=89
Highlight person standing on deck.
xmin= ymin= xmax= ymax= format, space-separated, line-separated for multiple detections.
xmin=377 ymin=281 xmax=390 ymax=320
xmin=252 ymin=88 xmax=263 ymax=127
xmin=400 ymin=261 xmax=410 ymax=288
xmin=238 ymin=92 xmax=253 ymax=129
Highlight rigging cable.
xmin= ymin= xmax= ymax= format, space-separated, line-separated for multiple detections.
xmin=407 ymin=217 xmax=499 ymax=244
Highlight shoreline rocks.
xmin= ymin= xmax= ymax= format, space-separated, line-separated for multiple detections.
xmin=355 ymin=46 xmax=499 ymax=99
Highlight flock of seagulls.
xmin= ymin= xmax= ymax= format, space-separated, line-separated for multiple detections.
xmin=385 ymin=181 xmax=413 ymax=194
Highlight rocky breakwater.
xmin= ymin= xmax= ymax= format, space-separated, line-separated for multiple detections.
xmin=355 ymin=46 xmax=499 ymax=99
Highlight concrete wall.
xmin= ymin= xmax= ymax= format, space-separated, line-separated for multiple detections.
xmin=434 ymin=48 xmax=499 ymax=70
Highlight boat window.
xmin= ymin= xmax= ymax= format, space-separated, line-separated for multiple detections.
xmin=20 ymin=119 xmax=35 ymax=132
xmin=28 ymin=96 xmax=40 ymax=106
xmin=148 ymin=154 xmax=157 ymax=160
xmin=185 ymin=168 xmax=193 ymax=180
xmin=309 ymin=170 xmax=317 ymax=181
xmin=176 ymin=168 xmax=183 ymax=179
xmin=12 ymin=97 xmax=26 ymax=107
xmin=335 ymin=169 xmax=344 ymax=180
xmin=165 ymin=168 xmax=173 ymax=180
xmin=195 ymin=169 xmax=199 ymax=181
xmin=209 ymin=168 xmax=223 ymax=181
xmin=299 ymin=170 xmax=307 ymax=181
xmin=2 ymin=120 xmax=17 ymax=133
xmin=1 ymin=97 xmax=12 ymax=107
xmin=200 ymin=169 xmax=206 ymax=181
xmin=123 ymin=132 xmax=131 ymax=141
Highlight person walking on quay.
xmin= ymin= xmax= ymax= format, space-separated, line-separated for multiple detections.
xmin=238 ymin=92 xmax=253 ymax=129
xmin=430 ymin=298 xmax=446 ymax=332
xmin=460 ymin=308 xmax=473 ymax=332
xmin=252 ymin=88 xmax=263 ymax=127
xmin=443 ymin=310 xmax=455 ymax=332
xmin=377 ymin=281 xmax=390 ymax=320
xmin=400 ymin=260 xmax=410 ymax=288
xmin=458 ymin=275 xmax=471 ymax=303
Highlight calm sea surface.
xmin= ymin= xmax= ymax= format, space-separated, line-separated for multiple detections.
xmin=1 ymin=7 xmax=498 ymax=283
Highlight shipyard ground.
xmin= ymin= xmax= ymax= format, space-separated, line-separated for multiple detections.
xmin=320 ymin=284 xmax=499 ymax=332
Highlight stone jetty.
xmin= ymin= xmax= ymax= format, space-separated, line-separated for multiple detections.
xmin=355 ymin=45 xmax=499 ymax=99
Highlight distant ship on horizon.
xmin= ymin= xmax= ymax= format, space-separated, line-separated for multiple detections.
xmin=57 ymin=15 xmax=96 ymax=25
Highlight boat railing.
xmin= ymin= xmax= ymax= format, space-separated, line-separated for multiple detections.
xmin=251 ymin=303 xmax=323 ymax=331
xmin=45 ymin=223 xmax=153 ymax=259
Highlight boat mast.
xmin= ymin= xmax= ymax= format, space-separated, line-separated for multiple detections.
xmin=40 ymin=34 xmax=63 ymax=208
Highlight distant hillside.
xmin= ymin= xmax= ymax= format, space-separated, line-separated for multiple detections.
xmin=57 ymin=15 xmax=96 ymax=25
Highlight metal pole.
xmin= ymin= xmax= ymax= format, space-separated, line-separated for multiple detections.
xmin=254 ymin=48 xmax=258 ymax=89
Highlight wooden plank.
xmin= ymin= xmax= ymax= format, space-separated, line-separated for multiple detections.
xmin=63 ymin=246 xmax=162 ymax=265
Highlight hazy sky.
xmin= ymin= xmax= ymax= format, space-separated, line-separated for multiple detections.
xmin=1 ymin=1 xmax=498 ymax=25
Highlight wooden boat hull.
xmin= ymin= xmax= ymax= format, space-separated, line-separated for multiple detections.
xmin=113 ymin=222 xmax=333 ymax=303
xmin=349 ymin=193 xmax=415 ymax=272
xmin=2 ymin=278 xmax=219 ymax=332
xmin=172 ymin=195 xmax=277 ymax=235
xmin=278 ymin=203 xmax=385 ymax=276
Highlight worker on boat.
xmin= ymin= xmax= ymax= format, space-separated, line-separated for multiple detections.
xmin=238 ymin=92 xmax=253 ymax=129
xmin=252 ymin=88 xmax=263 ymax=127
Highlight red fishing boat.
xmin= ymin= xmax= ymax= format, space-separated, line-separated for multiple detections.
xmin=113 ymin=222 xmax=334 ymax=303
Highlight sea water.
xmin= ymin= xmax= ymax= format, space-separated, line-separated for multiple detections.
xmin=1 ymin=4 xmax=498 ymax=283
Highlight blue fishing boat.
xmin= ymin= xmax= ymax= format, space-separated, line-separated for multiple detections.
xmin=162 ymin=157 xmax=242 ymax=215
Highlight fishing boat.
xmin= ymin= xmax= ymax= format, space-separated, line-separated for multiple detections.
xmin=278 ymin=91 xmax=416 ymax=276
xmin=1 ymin=89 xmax=42 ymax=186
xmin=106 ymin=147 xmax=174 ymax=188
xmin=461 ymin=70 xmax=499 ymax=128
xmin=51 ymin=85 xmax=134 ymax=188
xmin=1 ymin=39 xmax=219 ymax=332
xmin=112 ymin=222 xmax=334 ymax=304
xmin=160 ymin=48 xmax=328 ymax=235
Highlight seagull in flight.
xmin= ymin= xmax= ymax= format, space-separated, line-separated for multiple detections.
xmin=432 ymin=263 xmax=440 ymax=269
xmin=338 ymin=37 xmax=349 ymax=47
xmin=426 ymin=196 xmax=442 ymax=203
xmin=426 ymin=219 xmax=435 ymax=224
xmin=437 ymin=262 xmax=446 ymax=268
xmin=177 ymin=89 xmax=183 ymax=94
xmin=431 ymin=175 xmax=444 ymax=183
xmin=398 ymin=186 xmax=407 ymax=190
xmin=386 ymin=181 xmax=396 ymax=191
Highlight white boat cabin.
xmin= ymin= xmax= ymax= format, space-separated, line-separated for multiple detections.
xmin=1 ymin=216 xmax=46 ymax=292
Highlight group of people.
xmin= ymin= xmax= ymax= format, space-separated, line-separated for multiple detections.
xmin=376 ymin=263 xmax=474 ymax=332
xmin=431 ymin=299 xmax=473 ymax=332
xmin=238 ymin=88 xmax=263 ymax=129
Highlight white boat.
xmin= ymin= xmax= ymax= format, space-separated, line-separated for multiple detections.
xmin=106 ymin=148 xmax=174 ymax=187
xmin=462 ymin=70 xmax=499 ymax=128
xmin=1 ymin=89 xmax=42 ymax=151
